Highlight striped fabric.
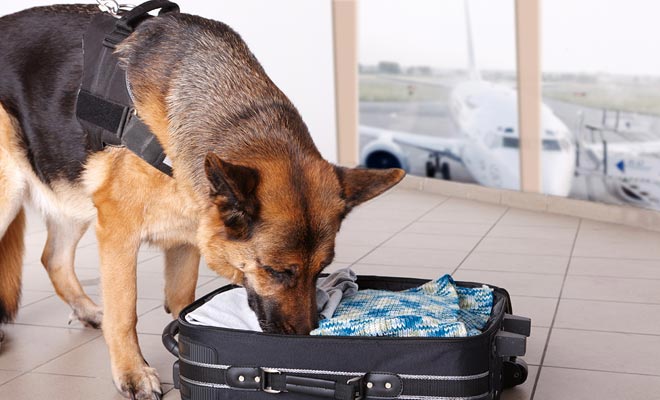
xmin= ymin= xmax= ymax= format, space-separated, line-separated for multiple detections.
xmin=311 ymin=275 xmax=493 ymax=337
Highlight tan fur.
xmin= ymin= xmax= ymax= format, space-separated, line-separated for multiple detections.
xmin=0 ymin=209 xmax=25 ymax=321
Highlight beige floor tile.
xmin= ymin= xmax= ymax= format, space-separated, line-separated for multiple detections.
xmin=569 ymin=257 xmax=660 ymax=279
xmin=497 ymin=209 xmax=579 ymax=228
xmin=360 ymin=247 xmax=467 ymax=269
xmin=336 ymin=229 xmax=394 ymax=247
xmin=488 ymin=225 xmax=577 ymax=241
xmin=83 ymin=272 xmax=216 ymax=301
xmin=163 ymin=388 xmax=181 ymax=399
xmin=474 ymin=236 xmax=574 ymax=257
xmin=36 ymin=334 xmax=176 ymax=384
xmin=573 ymin=226 xmax=660 ymax=259
xmin=403 ymin=221 xmax=493 ymax=237
xmin=500 ymin=365 xmax=538 ymax=400
xmin=509 ymin=296 xmax=557 ymax=328
xmin=0 ymin=324 xmax=100 ymax=371
xmin=137 ymin=308 xmax=175 ymax=335
xmin=382 ymin=232 xmax=482 ymax=251
xmin=523 ymin=326 xmax=548 ymax=365
xmin=350 ymin=263 xmax=451 ymax=280
xmin=420 ymin=209 xmax=506 ymax=224
xmin=348 ymin=207 xmax=428 ymax=222
xmin=562 ymin=275 xmax=660 ymax=304
xmin=21 ymin=265 xmax=99 ymax=293
xmin=15 ymin=295 xmax=161 ymax=329
xmin=0 ymin=370 xmax=22 ymax=385
xmin=534 ymin=366 xmax=660 ymax=400
xmin=19 ymin=291 xmax=54 ymax=307
xmin=340 ymin=217 xmax=410 ymax=233
xmin=555 ymin=299 xmax=660 ymax=335
xmin=0 ymin=373 xmax=125 ymax=400
xmin=460 ymin=252 xmax=568 ymax=275
xmin=333 ymin=245 xmax=375 ymax=264
xmin=452 ymin=270 xmax=564 ymax=298
xmin=544 ymin=328 xmax=660 ymax=375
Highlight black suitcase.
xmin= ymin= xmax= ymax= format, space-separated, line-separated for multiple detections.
xmin=162 ymin=276 xmax=531 ymax=400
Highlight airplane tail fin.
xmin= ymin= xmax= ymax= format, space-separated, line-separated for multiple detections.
xmin=464 ymin=0 xmax=481 ymax=81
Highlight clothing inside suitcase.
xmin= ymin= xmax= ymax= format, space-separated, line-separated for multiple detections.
xmin=185 ymin=273 xmax=495 ymax=338
xmin=163 ymin=275 xmax=531 ymax=400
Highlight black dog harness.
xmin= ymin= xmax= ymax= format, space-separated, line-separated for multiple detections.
xmin=76 ymin=0 xmax=179 ymax=176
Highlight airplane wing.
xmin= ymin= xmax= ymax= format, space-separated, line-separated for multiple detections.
xmin=360 ymin=125 xmax=464 ymax=162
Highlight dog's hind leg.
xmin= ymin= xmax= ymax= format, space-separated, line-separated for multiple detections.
xmin=163 ymin=244 xmax=200 ymax=318
xmin=0 ymin=127 xmax=27 ymax=345
xmin=41 ymin=217 xmax=103 ymax=328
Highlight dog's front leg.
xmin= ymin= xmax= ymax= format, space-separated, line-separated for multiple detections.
xmin=96 ymin=210 xmax=161 ymax=400
xmin=164 ymin=244 xmax=200 ymax=318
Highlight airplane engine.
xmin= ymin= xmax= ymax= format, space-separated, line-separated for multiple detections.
xmin=360 ymin=137 xmax=410 ymax=171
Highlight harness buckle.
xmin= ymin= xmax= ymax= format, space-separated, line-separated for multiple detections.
xmin=261 ymin=368 xmax=282 ymax=394
xmin=96 ymin=0 xmax=135 ymax=17
xmin=346 ymin=376 xmax=365 ymax=400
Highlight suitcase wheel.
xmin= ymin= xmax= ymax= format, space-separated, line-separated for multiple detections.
xmin=502 ymin=358 xmax=528 ymax=389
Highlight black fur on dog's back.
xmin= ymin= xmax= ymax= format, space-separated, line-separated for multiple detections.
xmin=0 ymin=4 xmax=98 ymax=184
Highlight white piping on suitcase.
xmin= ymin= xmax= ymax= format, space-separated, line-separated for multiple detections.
xmin=398 ymin=394 xmax=489 ymax=400
xmin=179 ymin=375 xmax=489 ymax=400
xmin=179 ymin=355 xmax=490 ymax=381
xmin=179 ymin=375 xmax=231 ymax=390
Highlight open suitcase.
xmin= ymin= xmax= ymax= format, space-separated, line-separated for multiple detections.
xmin=162 ymin=276 xmax=531 ymax=400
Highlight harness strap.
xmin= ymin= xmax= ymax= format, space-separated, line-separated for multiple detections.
xmin=178 ymin=360 xmax=490 ymax=400
xmin=76 ymin=90 xmax=172 ymax=175
xmin=76 ymin=1 xmax=178 ymax=177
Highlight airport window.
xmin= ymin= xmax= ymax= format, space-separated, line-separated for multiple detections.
xmin=542 ymin=0 xmax=660 ymax=209
xmin=358 ymin=0 xmax=519 ymax=189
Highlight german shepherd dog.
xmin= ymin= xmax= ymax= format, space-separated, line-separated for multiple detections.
xmin=0 ymin=4 xmax=404 ymax=399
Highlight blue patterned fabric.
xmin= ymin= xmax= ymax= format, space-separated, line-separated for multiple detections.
xmin=310 ymin=275 xmax=493 ymax=337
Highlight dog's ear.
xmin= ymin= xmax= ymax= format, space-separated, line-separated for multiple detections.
xmin=205 ymin=152 xmax=260 ymax=239
xmin=335 ymin=166 xmax=405 ymax=210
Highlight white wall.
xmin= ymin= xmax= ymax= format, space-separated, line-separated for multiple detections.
xmin=0 ymin=0 xmax=338 ymax=162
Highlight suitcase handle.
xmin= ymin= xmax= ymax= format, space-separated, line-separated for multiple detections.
xmin=162 ymin=320 xmax=180 ymax=357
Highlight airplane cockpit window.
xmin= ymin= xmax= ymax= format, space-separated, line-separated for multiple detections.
xmin=542 ymin=139 xmax=562 ymax=151
xmin=502 ymin=137 xmax=520 ymax=148
xmin=504 ymin=127 xmax=515 ymax=134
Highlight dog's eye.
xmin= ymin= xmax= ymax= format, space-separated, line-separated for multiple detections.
xmin=262 ymin=265 xmax=294 ymax=278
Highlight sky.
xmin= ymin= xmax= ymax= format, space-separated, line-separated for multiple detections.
xmin=359 ymin=0 xmax=660 ymax=76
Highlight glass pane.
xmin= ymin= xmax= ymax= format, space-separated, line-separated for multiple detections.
xmin=359 ymin=0 xmax=520 ymax=190
xmin=543 ymin=0 xmax=660 ymax=209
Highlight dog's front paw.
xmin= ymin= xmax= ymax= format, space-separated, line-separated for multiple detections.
xmin=68 ymin=303 xmax=103 ymax=329
xmin=115 ymin=365 xmax=162 ymax=400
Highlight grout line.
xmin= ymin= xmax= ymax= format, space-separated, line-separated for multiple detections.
xmin=538 ymin=365 xmax=660 ymax=378
xmin=559 ymin=297 xmax=660 ymax=306
xmin=530 ymin=219 xmax=582 ymax=400
xmin=450 ymin=207 xmax=511 ymax=275
xmin=457 ymin=268 xmax=566 ymax=276
xmin=349 ymin=197 xmax=453 ymax=265
xmin=563 ymin=273 xmax=660 ymax=282
xmin=550 ymin=326 xmax=660 ymax=338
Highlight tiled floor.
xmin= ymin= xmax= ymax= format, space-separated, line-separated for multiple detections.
xmin=2 ymin=186 xmax=660 ymax=399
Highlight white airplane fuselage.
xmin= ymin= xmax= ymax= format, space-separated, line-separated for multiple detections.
xmin=448 ymin=81 xmax=576 ymax=196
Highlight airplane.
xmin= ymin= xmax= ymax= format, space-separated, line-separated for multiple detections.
xmin=359 ymin=0 xmax=576 ymax=197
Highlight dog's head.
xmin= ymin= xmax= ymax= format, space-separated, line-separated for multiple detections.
xmin=198 ymin=152 xmax=404 ymax=334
